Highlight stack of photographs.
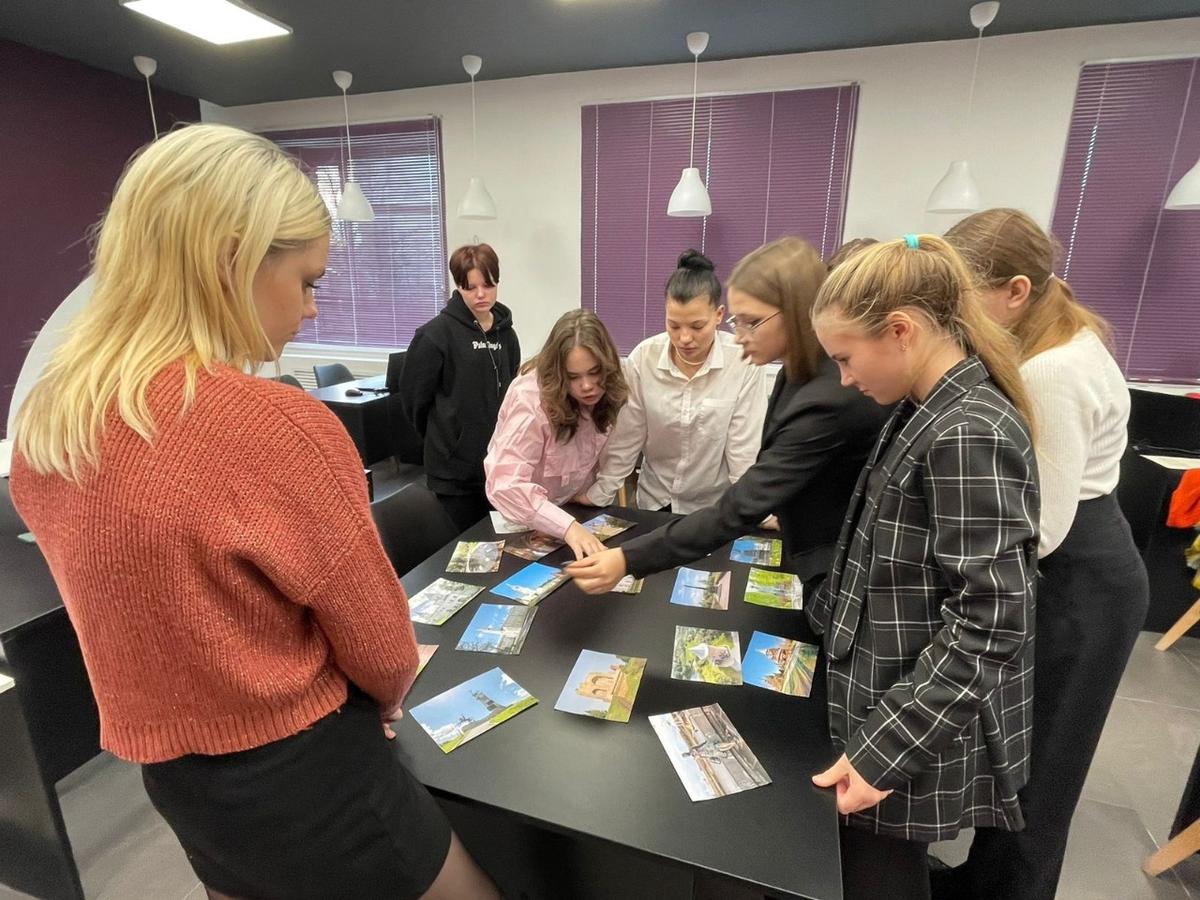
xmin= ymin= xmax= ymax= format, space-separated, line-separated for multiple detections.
xmin=408 ymin=579 xmax=484 ymax=625
xmin=409 ymin=668 xmax=537 ymax=754
xmin=455 ymin=604 xmax=537 ymax=655
xmin=648 ymin=704 xmax=771 ymax=801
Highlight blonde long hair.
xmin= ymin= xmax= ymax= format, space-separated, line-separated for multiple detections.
xmin=944 ymin=207 xmax=1111 ymax=361
xmin=14 ymin=124 xmax=330 ymax=482
xmin=813 ymin=235 xmax=1035 ymax=427
xmin=520 ymin=309 xmax=629 ymax=442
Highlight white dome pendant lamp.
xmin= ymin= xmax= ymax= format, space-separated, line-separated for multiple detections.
xmin=332 ymin=70 xmax=375 ymax=222
xmin=927 ymin=2 xmax=999 ymax=214
xmin=667 ymin=31 xmax=712 ymax=218
xmin=1166 ymin=158 xmax=1200 ymax=210
xmin=133 ymin=55 xmax=159 ymax=140
xmin=458 ymin=54 xmax=498 ymax=220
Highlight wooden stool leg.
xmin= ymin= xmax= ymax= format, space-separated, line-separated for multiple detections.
xmin=1156 ymin=598 xmax=1200 ymax=651
xmin=1145 ymin=819 xmax=1200 ymax=876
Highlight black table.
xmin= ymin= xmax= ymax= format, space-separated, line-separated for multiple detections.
xmin=309 ymin=375 xmax=422 ymax=468
xmin=0 ymin=479 xmax=100 ymax=900
xmin=396 ymin=505 xmax=842 ymax=900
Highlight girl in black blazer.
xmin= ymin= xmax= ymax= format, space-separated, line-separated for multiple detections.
xmin=808 ymin=235 xmax=1040 ymax=900
xmin=566 ymin=237 xmax=887 ymax=594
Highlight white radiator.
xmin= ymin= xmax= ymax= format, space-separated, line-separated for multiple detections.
xmin=266 ymin=344 xmax=392 ymax=389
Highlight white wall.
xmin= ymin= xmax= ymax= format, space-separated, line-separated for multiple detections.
xmin=205 ymin=18 xmax=1200 ymax=356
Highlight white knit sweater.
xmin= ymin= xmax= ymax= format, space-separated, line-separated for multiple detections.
xmin=1021 ymin=328 xmax=1129 ymax=557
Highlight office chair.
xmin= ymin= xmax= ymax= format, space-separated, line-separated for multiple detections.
xmin=273 ymin=374 xmax=304 ymax=389
xmin=313 ymin=363 xmax=355 ymax=388
xmin=370 ymin=483 xmax=459 ymax=578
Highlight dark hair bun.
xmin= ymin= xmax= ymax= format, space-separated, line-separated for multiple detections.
xmin=677 ymin=249 xmax=714 ymax=272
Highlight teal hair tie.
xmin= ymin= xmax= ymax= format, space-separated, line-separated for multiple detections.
xmin=903 ymin=234 xmax=920 ymax=249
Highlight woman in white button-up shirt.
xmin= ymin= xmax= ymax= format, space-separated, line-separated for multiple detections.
xmin=584 ymin=250 xmax=768 ymax=514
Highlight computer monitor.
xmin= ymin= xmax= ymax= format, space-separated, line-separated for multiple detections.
xmin=385 ymin=351 xmax=407 ymax=394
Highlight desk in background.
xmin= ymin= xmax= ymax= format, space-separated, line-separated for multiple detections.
xmin=309 ymin=375 xmax=423 ymax=468
xmin=397 ymin=505 xmax=842 ymax=900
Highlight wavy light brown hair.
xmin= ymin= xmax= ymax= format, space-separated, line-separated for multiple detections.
xmin=521 ymin=309 xmax=628 ymax=443
xmin=727 ymin=236 xmax=827 ymax=383
xmin=813 ymin=235 xmax=1034 ymax=428
xmin=944 ymin=207 xmax=1111 ymax=362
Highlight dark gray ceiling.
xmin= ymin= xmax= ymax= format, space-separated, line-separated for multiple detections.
xmin=5 ymin=1 xmax=1200 ymax=107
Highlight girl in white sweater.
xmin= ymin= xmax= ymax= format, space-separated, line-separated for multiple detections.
xmin=937 ymin=208 xmax=1150 ymax=900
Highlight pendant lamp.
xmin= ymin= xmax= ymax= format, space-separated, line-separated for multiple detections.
xmin=1166 ymin=158 xmax=1200 ymax=210
xmin=926 ymin=2 xmax=999 ymax=214
xmin=133 ymin=55 xmax=159 ymax=139
xmin=458 ymin=54 xmax=498 ymax=220
xmin=668 ymin=31 xmax=712 ymax=218
xmin=332 ymin=70 xmax=375 ymax=222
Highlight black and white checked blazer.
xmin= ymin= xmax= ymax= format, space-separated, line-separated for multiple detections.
xmin=807 ymin=355 xmax=1039 ymax=842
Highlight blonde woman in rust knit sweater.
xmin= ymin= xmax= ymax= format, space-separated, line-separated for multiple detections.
xmin=10 ymin=125 xmax=499 ymax=900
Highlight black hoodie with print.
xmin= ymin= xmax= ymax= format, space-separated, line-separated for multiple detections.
xmin=400 ymin=291 xmax=520 ymax=495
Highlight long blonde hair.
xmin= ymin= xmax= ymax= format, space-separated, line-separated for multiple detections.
xmin=520 ymin=310 xmax=629 ymax=442
xmin=727 ymin=237 xmax=827 ymax=383
xmin=813 ymin=235 xmax=1035 ymax=427
xmin=945 ymin=207 xmax=1111 ymax=361
xmin=14 ymin=124 xmax=330 ymax=482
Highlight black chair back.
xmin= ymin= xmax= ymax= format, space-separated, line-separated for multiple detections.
xmin=370 ymin=483 xmax=459 ymax=577
xmin=273 ymin=374 xmax=304 ymax=389
xmin=314 ymin=363 xmax=354 ymax=388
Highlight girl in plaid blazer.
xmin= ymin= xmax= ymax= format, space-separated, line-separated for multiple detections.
xmin=808 ymin=235 xmax=1040 ymax=900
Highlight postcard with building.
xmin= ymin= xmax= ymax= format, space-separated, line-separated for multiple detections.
xmin=554 ymin=649 xmax=647 ymax=722
xmin=581 ymin=513 xmax=636 ymax=542
xmin=409 ymin=667 xmax=538 ymax=754
xmin=446 ymin=540 xmax=505 ymax=573
xmin=670 ymin=567 xmax=731 ymax=610
xmin=743 ymin=568 xmax=804 ymax=610
xmin=671 ymin=626 xmax=743 ymax=685
xmin=610 ymin=575 xmax=645 ymax=594
xmin=649 ymin=703 xmax=771 ymax=801
xmin=408 ymin=578 xmax=485 ymax=625
xmin=743 ymin=632 xmax=819 ymax=697
xmin=416 ymin=644 xmax=438 ymax=676
xmin=730 ymin=536 xmax=783 ymax=567
xmin=502 ymin=530 xmax=565 ymax=561
xmin=456 ymin=604 xmax=537 ymax=655
xmin=489 ymin=511 xmax=531 ymax=534
xmin=491 ymin=562 xmax=569 ymax=605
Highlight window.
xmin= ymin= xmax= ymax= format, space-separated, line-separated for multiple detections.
xmin=582 ymin=85 xmax=859 ymax=353
xmin=1050 ymin=58 xmax=1200 ymax=383
xmin=263 ymin=119 xmax=448 ymax=349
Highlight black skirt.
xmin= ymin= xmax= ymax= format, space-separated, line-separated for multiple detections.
xmin=142 ymin=686 xmax=452 ymax=900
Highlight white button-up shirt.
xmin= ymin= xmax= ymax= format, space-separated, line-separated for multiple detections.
xmin=586 ymin=332 xmax=767 ymax=513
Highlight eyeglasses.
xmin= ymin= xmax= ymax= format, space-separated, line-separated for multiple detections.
xmin=725 ymin=311 xmax=780 ymax=335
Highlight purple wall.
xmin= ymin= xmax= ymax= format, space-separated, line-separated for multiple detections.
xmin=0 ymin=40 xmax=200 ymax=428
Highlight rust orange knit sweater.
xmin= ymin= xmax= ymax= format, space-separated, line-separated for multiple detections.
xmin=10 ymin=362 xmax=419 ymax=763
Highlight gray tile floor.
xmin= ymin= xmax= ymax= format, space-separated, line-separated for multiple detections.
xmin=3 ymin=631 xmax=1200 ymax=900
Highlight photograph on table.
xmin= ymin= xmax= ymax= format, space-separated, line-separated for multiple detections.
xmin=554 ymin=649 xmax=647 ymax=722
xmin=502 ymin=530 xmax=565 ymax=561
xmin=610 ymin=575 xmax=645 ymax=594
xmin=670 ymin=567 xmax=731 ymax=610
xmin=730 ymin=536 xmax=783 ymax=567
xmin=455 ymin=604 xmax=537 ymax=655
xmin=581 ymin=513 xmax=636 ymax=542
xmin=649 ymin=703 xmax=771 ymax=801
xmin=671 ymin=626 xmax=743 ymax=685
xmin=491 ymin=561 xmax=570 ymax=605
xmin=447 ymin=540 xmax=505 ymax=573
xmin=409 ymin=667 xmax=538 ymax=754
xmin=743 ymin=632 xmax=819 ymax=697
xmin=416 ymin=644 xmax=438 ymax=676
xmin=489 ymin=511 xmax=531 ymax=534
xmin=408 ymin=578 xmax=485 ymax=625
xmin=743 ymin=568 xmax=804 ymax=610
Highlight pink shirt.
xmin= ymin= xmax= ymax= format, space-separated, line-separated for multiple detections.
xmin=484 ymin=372 xmax=609 ymax=537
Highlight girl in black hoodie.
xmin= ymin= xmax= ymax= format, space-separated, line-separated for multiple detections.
xmin=401 ymin=244 xmax=520 ymax=530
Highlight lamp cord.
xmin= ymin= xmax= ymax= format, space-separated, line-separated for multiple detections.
xmin=964 ymin=26 xmax=985 ymax=149
xmin=341 ymin=88 xmax=354 ymax=167
xmin=689 ymin=53 xmax=699 ymax=169
xmin=470 ymin=75 xmax=479 ymax=171
xmin=144 ymin=75 xmax=158 ymax=139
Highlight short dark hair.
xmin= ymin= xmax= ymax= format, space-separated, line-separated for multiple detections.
xmin=664 ymin=249 xmax=721 ymax=309
xmin=825 ymin=237 xmax=878 ymax=272
xmin=449 ymin=243 xmax=500 ymax=290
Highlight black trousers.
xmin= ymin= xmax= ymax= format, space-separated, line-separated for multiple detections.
xmin=436 ymin=490 xmax=493 ymax=533
xmin=841 ymin=826 xmax=931 ymax=900
xmin=933 ymin=493 xmax=1149 ymax=900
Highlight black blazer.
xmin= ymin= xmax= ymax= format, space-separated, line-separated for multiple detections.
xmin=620 ymin=358 xmax=889 ymax=583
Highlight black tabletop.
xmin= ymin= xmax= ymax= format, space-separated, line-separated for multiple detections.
xmin=0 ymin=479 xmax=65 ymax=640
xmin=396 ymin=504 xmax=842 ymax=900
xmin=308 ymin=374 xmax=388 ymax=405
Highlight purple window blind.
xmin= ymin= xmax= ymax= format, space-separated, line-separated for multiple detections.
xmin=1050 ymin=59 xmax=1200 ymax=383
xmin=263 ymin=119 xmax=448 ymax=349
xmin=582 ymin=85 xmax=859 ymax=353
